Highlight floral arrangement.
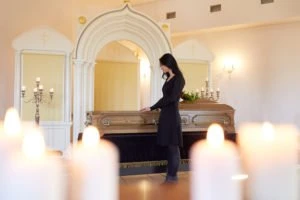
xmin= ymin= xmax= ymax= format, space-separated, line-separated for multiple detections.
xmin=181 ymin=91 xmax=200 ymax=102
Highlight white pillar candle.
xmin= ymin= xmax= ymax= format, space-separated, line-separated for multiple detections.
xmin=0 ymin=108 xmax=23 ymax=199
xmin=190 ymin=124 xmax=242 ymax=200
xmin=1 ymin=128 xmax=66 ymax=200
xmin=36 ymin=77 xmax=40 ymax=82
xmin=71 ymin=126 xmax=119 ymax=200
xmin=0 ymin=108 xmax=23 ymax=154
xmin=238 ymin=122 xmax=298 ymax=200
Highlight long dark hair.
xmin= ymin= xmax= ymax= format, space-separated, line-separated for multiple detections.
xmin=160 ymin=53 xmax=185 ymax=80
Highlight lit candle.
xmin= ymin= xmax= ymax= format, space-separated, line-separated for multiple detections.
xmin=196 ymin=88 xmax=199 ymax=93
xmin=190 ymin=124 xmax=242 ymax=200
xmin=21 ymin=86 xmax=26 ymax=91
xmin=217 ymin=88 xmax=220 ymax=92
xmin=36 ymin=77 xmax=40 ymax=82
xmin=0 ymin=129 xmax=64 ymax=199
xmin=0 ymin=108 xmax=22 ymax=152
xmin=71 ymin=126 xmax=119 ymax=200
xmin=238 ymin=122 xmax=298 ymax=200
xmin=1 ymin=128 xmax=66 ymax=200
xmin=49 ymin=88 xmax=54 ymax=93
xmin=0 ymin=108 xmax=23 ymax=198
xmin=201 ymin=87 xmax=204 ymax=92
xmin=39 ymin=85 xmax=43 ymax=90
xmin=33 ymin=88 xmax=38 ymax=93
xmin=0 ymin=108 xmax=22 ymax=181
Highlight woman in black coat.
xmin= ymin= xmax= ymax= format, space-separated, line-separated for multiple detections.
xmin=141 ymin=53 xmax=185 ymax=183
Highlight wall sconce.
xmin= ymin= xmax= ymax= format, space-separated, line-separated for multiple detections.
xmin=223 ymin=64 xmax=235 ymax=78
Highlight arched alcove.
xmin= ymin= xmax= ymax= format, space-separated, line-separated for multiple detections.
xmin=73 ymin=3 xmax=172 ymax=141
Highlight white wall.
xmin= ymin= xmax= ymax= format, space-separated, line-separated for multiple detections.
xmin=73 ymin=0 xmax=300 ymax=35
xmin=135 ymin=0 xmax=300 ymax=33
xmin=260 ymin=23 xmax=300 ymax=126
xmin=0 ymin=0 xmax=72 ymax=119
xmin=172 ymin=21 xmax=300 ymax=129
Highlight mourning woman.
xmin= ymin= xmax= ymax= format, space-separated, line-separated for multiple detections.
xmin=141 ymin=53 xmax=185 ymax=183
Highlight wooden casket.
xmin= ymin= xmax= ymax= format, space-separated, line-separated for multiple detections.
xmin=84 ymin=100 xmax=236 ymax=175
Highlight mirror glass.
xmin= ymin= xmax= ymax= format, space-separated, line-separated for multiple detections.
xmin=179 ymin=60 xmax=209 ymax=93
xmin=21 ymin=52 xmax=64 ymax=121
xmin=94 ymin=40 xmax=151 ymax=111
xmin=93 ymin=40 xmax=211 ymax=111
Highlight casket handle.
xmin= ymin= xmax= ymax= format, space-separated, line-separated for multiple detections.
xmin=223 ymin=119 xmax=229 ymax=125
xmin=103 ymin=119 xmax=111 ymax=126
xmin=152 ymin=119 xmax=158 ymax=126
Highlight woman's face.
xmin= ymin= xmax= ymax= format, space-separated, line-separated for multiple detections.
xmin=160 ymin=64 xmax=170 ymax=73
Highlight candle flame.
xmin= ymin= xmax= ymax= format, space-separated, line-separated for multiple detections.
xmin=82 ymin=126 xmax=100 ymax=147
xmin=22 ymin=129 xmax=46 ymax=160
xmin=231 ymin=174 xmax=249 ymax=181
xmin=262 ymin=122 xmax=274 ymax=141
xmin=207 ymin=124 xmax=224 ymax=147
xmin=4 ymin=107 xmax=21 ymax=137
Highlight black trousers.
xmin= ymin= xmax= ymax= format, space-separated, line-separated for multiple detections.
xmin=166 ymin=145 xmax=180 ymax=178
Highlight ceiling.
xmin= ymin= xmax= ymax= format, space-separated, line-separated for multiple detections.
xmin=76 ymin=0 xmax=300 ymax=35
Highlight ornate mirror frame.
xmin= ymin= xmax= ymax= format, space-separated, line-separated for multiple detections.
xmin=173 ymin=39 xmax=214 ymax=88
xmin=73 ymin=4 xmax=172 ymax=141
xmin=13 ymin=26 xmax=73 ymax=151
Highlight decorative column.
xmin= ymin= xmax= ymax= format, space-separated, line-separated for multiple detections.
xmin=14 ymin=50 xmax=22 ymax=112
xmin=64 ymin=53 xmax=72 ymax=122
xmin=73 ymin=59 xmax=85 ymax=143
xmin=150 ymin=59 xmax=164 ymax=105
xmin=86 ymin=62 xmax=95 ymax=112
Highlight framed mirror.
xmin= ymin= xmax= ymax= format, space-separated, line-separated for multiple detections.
xmin=174 ymin=39 xmax=214 ymax=92
xmin=94 ymin=40 xmax=151 ymax=111
xmin=13 ymin=26 xmax=73 ymax=151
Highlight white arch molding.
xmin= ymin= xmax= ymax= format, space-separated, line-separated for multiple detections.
xmin=73 ymin=4 xmax=172 ymax=141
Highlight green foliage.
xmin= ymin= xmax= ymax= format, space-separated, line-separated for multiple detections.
xmin=181 ymin=91 xmax=200 ymax=102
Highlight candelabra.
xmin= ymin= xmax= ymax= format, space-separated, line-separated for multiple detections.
xmin=21 ymin=77 xmax=54 ymax=125
xmin=199 ymin=79 xmax=220 ymax=102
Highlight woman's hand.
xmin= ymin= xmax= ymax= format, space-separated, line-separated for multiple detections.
xmin=140 ymin=107 xmax=151 ymax=112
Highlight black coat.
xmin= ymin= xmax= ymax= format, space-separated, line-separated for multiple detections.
xmin=150 ymin=75 xmax=185 ymax=147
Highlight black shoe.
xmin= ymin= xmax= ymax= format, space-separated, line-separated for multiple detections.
xmin=164 ymin=175 xmax=178 ymax=184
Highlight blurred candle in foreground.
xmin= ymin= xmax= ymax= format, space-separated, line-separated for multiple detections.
xmin=71 ymin=126 xmax=119 ymax=200
xmin=3 ymin=107 xmax=21 ymax=137
xmin=0 ymin=108 xmax=23 ymax=153
xmin=1 ymin=127 xmax=66 ymax=200
xmin=190 ymin=124 xmax=242 ymax=200
xmin=0 ymin=108 xmax=23 ymax=199
xmin=238 ymin=122 xmax=298 ymax=200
